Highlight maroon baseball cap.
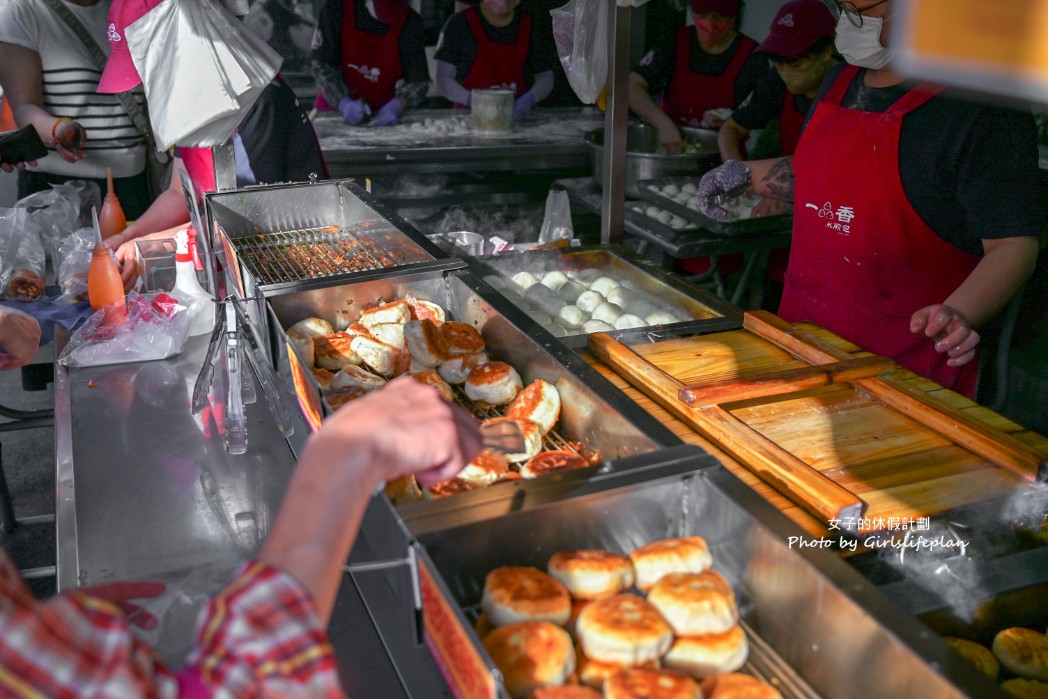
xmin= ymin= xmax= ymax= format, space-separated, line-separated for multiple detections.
xmin=756 ymin=0 xmax=836 ymax=58
xmin=692 ymin=0 xmax=741 ymax=17
xmin=98 ymin=0 xmax=163 ymax=93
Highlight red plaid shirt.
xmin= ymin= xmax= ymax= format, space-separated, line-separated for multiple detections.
xmin=0 ymin=551 xmax=346 ymax=698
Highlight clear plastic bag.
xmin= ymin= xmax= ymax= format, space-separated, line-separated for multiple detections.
xmin=15 ymin=183 xmax=80 ymax=266
xmin=58 ymin=291 xmax=200 ymax=367
xmin=538 ymin=189 xmax=574 ymax=244
xmin=550 ymin=0 xmax=608 ymax=104
xmin=55 ymin=227 xmax=95 ymax=304
xmin=0 ymin=208 xmax=46 ymax=301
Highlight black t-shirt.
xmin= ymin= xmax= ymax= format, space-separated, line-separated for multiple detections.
xmin=311 ymin=0 xmax=429 ymax=85
xmin=633 ymin=31 xmax=768 ymax=107
xmin=800 ymin=64 xmax=1039 ymax=256
xmin=732 ymin=69 xmax=812 ymax=131
xmin=434 ymin=8 xmax=557 ymax=85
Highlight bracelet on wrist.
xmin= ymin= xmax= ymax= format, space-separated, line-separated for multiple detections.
xmin=51 ymin=117 xmax=71 ymax=141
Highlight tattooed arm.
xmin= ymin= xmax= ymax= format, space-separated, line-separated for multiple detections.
xmin=748 ymin=156 xmax=794 ymax=202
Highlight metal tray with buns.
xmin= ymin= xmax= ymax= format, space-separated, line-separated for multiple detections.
xmin=636 ymin=176 xmax=793 ymax=236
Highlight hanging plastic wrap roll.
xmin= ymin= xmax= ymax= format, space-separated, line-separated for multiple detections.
xmin=124 ymin=0 xmax=282 ymax=150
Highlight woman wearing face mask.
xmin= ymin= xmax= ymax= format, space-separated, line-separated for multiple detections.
xmin=627 ymin=0 xmax=768 ymax=154
xmin=697 ymin=0 xmax=1039 ymax=400
xmin=433 ymin=0 xmax=555 ymax=120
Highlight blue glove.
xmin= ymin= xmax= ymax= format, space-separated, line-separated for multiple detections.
xmin=371 ymin=98 xmax=405 ymax=126
xmin=513 ymin=92 xmax=537 ymax=121
xmin=696 ymin=159 xmax=750 ymax=221
xmin=337 ymin=96 xmax=368 ymax=125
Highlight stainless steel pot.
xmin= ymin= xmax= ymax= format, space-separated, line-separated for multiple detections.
xmin=585 ymin=124 xmax=720 ymax=197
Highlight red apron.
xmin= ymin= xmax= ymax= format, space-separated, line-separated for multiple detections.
xmin=780 ymin=64 xmax=980 ymax=396
xmin=179 ymin=146 xmax=216 ymax=197
xmin=459 ymin=7 xmax=531 ymax=104
xmin=663 ymin=30 xmax=757 ymax=127
xmin=314 ymin=0 xmax=404 ymax=112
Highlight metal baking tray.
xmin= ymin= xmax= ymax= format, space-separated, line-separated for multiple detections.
xmin=345 ymin=459 xmax=1007 ymax=699
xmin=265 ymin=267 xmax=683 ymax=482
xmin=206 ymin=179 xmax=460 ymax=299
xmin=468 ymin=246 xmax=741 ymax=349
xmin=636 ymin=176 xmax=793 ymax=236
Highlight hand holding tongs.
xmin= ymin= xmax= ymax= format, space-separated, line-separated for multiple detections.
xmin=705 ymin=181 xmax=751 ymax=208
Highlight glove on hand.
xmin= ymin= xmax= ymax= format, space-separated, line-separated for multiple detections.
xmin=696 ymin=159 xmax=750 ymax=221
xmin=372 ymin=98 xmax=405 ymax=126
xmin=337 ymin=96 xmax=368 ymax=125
xmin=513 ymin=92 xmax=537 ymax=121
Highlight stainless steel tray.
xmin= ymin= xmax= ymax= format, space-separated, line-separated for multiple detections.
xmin=636 ymin=176 xmax=793 ymax=236
xmin=346 ymin=460 xmax=1006 ymax=699
xmin=468 ymin=246 xmax=741 ymax=349
xmin=266 ymin=268 xmax=682 ymax=476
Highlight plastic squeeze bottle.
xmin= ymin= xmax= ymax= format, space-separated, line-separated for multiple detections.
xmin=98 ymin=167 xmax=127 ymax=240
xmin=87 ymin=209 xmax=127 ymax=317
xmin=173 ymin=228 xmax=215 ymax=336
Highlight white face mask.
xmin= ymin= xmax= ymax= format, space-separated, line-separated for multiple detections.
xmin=834 ymin=13 xmax=894 ymax=69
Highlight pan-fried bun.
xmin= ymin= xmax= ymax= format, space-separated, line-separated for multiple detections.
xmin=383 ymin=476 xmax=422 ymax=506
xmin=287 ymin=328 xmax=315 ymax=367
xmin=350 ymin=334 xmax=410 ymax=376
xmin=604 ymin=667 xmax=701 ymax=699
xmin=520 ymin=451 xmax=589 ymax=479
xmin=329 ymin=365 xmax=387 ymax=392
xmin=506 ymin=379 xmax=561 ymax=435
xmin=426 ymin=477 xmax=480 ymax=499
xmin=465 ymin=362 xmax=523 ymax=405
xmin=702 ymin=673 xmax=782 ymax=699
xmin=483 ymin=566 xmax=572 ymax=627
xmin=576 ymin=643 xmax=659 ymax=689
xmin=405 ymin=319 xmax=449 ymax=368
xmin=406 ymin=296 xmax=446 ymax=324
xmin=288 ymin=317 xmax=334 ymax=338
xmin=311 ymin=367 xmax=335 ymax=389
xmin=323 ymin=385 xmax=368 ymax=409
xmin=441 ymin=320 xmax=486 ymax=355
xmin=528 ymin=685 xmax=602 ymax=699
xmin=408 ymin=369 xmax=454 ymax=401
xmin=629 ymin=537 xmax=712 ymax=592
xmin=993 ymin=628 xmax=1048 ymax=682
xmin=647 ymin=571 xmax=738 ymax=635
xmin=662 ymin=625 xmax=749 ymax=678
xmin=576 ymin=594 xmax=673 ymax=665
xmin=438 ymin=352 xmax=489 ymax=384
xmin=1000 ymin=679 xmax=1048 ymax=699
xmin=360 ymin=299 xmax=411 ymax=328
xmin=457 ymin=450 xmax=511 ymax=486
xmin=944 ymin=637 xmax=999 ymax=680
xmin=547 ymin=550 xmax=634 ymax=600
xmin=369 ymin=322 xmax=407 ymax=349
xmin=482 ymin=417 xmax=542 ymax=463
xmin=483 ymin=621 xmax=575 ymax=699
xmin=314 ymin=331 xmax=362 ymax=370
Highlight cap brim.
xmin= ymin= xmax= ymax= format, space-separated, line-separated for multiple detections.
xmin=97 ymin=55 xmax=142 ymax=94
xmin=756 ymin=35 xmax=817 ymax=58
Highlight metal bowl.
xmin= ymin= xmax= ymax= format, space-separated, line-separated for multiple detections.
xmin=585 ymin=124 xmax=720 ymax=197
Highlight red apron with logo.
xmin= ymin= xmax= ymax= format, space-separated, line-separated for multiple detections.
xmin=780 ymin=64 xmax=980 ymax=396
xmin=663 ymin=29 xmax=756 ymax=127
xmin=459 ymin=7 xmax=531 ymax=104
xmin=763 ymin=91 xmax=807 ymax=283
xmin=314 ymin=0 xmax=404 ymax=112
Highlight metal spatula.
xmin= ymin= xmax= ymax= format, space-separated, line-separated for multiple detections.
xmin=479 ymin=419 xmax=526 ymax=455
xmin=705 ymin=181 xmax=751 ymax=208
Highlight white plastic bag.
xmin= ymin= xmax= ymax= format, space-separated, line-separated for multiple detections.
xmin=126 ymin=0 xmax=282 ymax=150
xmin=15 ymin=184 xmax=80 ymax=264
xmin=538 ymin=189 xmax=574 ymax=244
xmin=55 ymin=227 xmax=95 ymax=305
xmin=550 ymin=0 xmax=609 ymax=104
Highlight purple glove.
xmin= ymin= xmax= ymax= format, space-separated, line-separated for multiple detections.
xmin=513 ymin=92 xmax=537 ymax=121
xmin=372 ymin=98 xmax=405 ymax=126
xmin=337 ymin=96 xmax=368 ymax=125
xmin=696 ymin=159 xmax=750 ymax=221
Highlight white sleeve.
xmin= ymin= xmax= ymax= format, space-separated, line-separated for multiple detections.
xmin=0 ymin=2 xmax=37 ymax=51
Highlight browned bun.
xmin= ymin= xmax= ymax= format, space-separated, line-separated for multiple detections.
xmin=457 ymin=450 xmax=511 ymax=486
xmin=482 ymin=566 xmax=572 ymax=627
xmin=701 ymin=673 xmax=782 ymax=699
xmin=944 ymin=637 xmax=999 ymax=680
xmin=521 ymin=450 xmax=589 ymax=479
xmin=528 ymin=685 xmax=602 ymax=699
xmin=329 ymin=364 xmax=387 ymax=392
xmin=575 ymin=643 xmax=659 ymax=690
xmin=314 ymin=331 xmax=362 ymax=370
xmin=603 ymin=667 xmax=701 ymax=699
xmin=441 ymin=320 xmax=486 ymax=354
xmin=406 ymin=295 xmax=446 ymax=324
xmin=475 ymin=612 xmax=495 ymax=638
xmin=350 ymin=334 xmax=410 ymax=377
xmin=483 ymin=621 xmax=576 ymax=699
xmin=662 ymin=625 xmax=749 ymax=678
xmin=360 ymin=299 xmax=411 ymax=328
xmin=647 ymin=571 xmax=738 ymax=636
xmin=1001 ymin=679 xmax=1048 ymax=699
xmin=993 ymin=628 xmax=1048 ymax=682
xmin=383 ymin=476 xmax=422 ymax=506
xmin=506 ymin=379 xmax=561 ymax=435
xmin=323 ymin=385 xmax=368 ymax=409
xmin=288 ymin=317 xmax=333 ymax=338
xmin=404 ymin=319 xmax=450 ymax=368
xmin=547 ymin=550 xmax=634 ymax=600
xmin=311 ymin=367 xmax=335 ymax=388
xmin=465 ymin=362 xmax=524 ymax=405
xmin=438 ymin=352 xmax=489 ymax=384
xmin=426 ymin=478 xmax=480 ymax=499
xmin=409 ymin=369 xmax=454 ymax=401
xmin=287 ymin=328 xmax=315 ymax=367
xmin=575 ymin=594 xmax=673 ymax=665
xmin=482 ymin=417 xmax=542 ymax=463
xmin=629 ymin=537 xmax=712 ymax=592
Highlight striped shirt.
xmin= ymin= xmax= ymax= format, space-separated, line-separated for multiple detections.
xmin=0 ymin=551 xmax=346 ymax=698
xmin=0 ymin=0 xmax=146 ymax=180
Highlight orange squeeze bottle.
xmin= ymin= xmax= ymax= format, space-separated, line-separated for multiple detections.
xmin=88 ymin=207 xmax=127 ymax=317
xmin=99 ymin=167 xmax=127 ymax=240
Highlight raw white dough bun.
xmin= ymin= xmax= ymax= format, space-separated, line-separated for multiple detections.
xmin=591 ymin=302 xmax=624 ymax=325
xmin=526 ymin=283 xmax=556 ymax=304
xmin=576 ymin=290 xmax=605 ymax=313
xmin=557 ymin=305 xmax=586 ymax=329
xmin=628 ymin=299 xmax=655 ymax=319
xmin=646 ymin=311 xmax=680 ymax=326
xmin=614 ymin=314 xmax=646 ymax=330
xmin=541 ymin=271 xmax=570 ymax=292
xmin=589 ymin=277 xmax=619 ymax=298
xmin=662 ymin=184 xmax=680 ymax=196
xmin=547 ymin=324 xmax=568 ymax=337
xmin=512 ymin=271 xmax=539 ymax=292
xmin=529 ymin=310 xmax=553 ymax=326
xmin=645 ymin=206 xmax=660 ymax=218
xmin=558 ymin=280 xmax=584 ymax=303
xmin=606 ymin=287 xmax=634 ymax=309
xmin=681 ymin=182 xmax=697 ymax=194
xmin=484 ymin=274 xmax=507 ymax=290
xmin=575 ymin=269 xmax=601 ymax=286
xmin=582 ymin=319 xmax=614 ymax=333
xmin=536 ymin=296 xmax=567 ymax=317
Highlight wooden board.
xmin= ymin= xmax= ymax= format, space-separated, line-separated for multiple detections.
xmin=588 ymin=311 xmax=1048 ymax=538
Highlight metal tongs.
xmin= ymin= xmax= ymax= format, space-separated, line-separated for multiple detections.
xmin=705 ymin=181 xmax=751 ymax=208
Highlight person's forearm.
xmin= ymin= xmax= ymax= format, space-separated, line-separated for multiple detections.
xmin=257 ymin=431 xmax=382 ymax=622
xmin=943 ymin=236 xmax=1038 ymax=328
xmin=627 ymin=74 xmax=674 ymax=131
xmin=717 ymin=119 xmax=748 ymax=162
xmin=119 ymin=188 xmax=189 ymax=241
xmin=13 ymin=104 xmax=60 ymax=145
xmin=748 ymin=156 xmax=794 ymax=202
xmin=435 ymin=60 xmax=471 ymax=105
xmin=530 ymin=71 xmax=554 ymax=103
